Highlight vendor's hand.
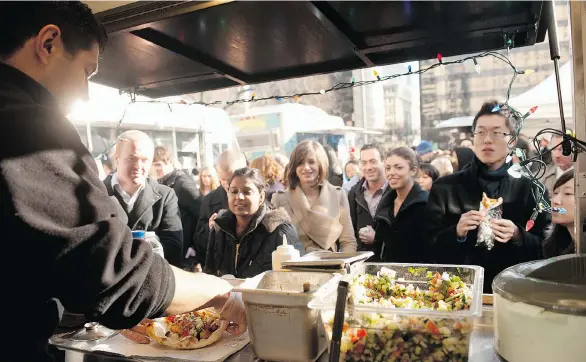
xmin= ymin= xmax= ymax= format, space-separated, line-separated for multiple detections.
xmin=209 ymin=213 xmax=218 ymax=229
xmin=456 ymin=211 xmax=486 ymax=238
xmin=491 ymin=219 xmax=519 ymax=243
xmin=358 ymin=225 xmax=375 ymax=244
xmin=216 ymin=292 xmax=247 ymax=335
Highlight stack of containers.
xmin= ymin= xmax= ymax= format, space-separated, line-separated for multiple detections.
xmin=309 ymin=263 xmax=484 ymax=362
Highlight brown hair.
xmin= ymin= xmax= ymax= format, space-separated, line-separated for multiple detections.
xmin=153 ymin=145 xmax=173 ymax=164
xmin=285 ymin=140 xmax=329 ymax=189
xmin=250 ymin=155 xmax=283 ymax=186
xmin=386 ymin=147 xmax=419 ymax=170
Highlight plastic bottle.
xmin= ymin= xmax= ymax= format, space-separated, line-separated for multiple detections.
xmin=272 ymin=235 xmax=300 ymax=271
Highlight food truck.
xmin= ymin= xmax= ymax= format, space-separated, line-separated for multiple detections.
xmin=44 ymin=1 xmax=586 ymax=361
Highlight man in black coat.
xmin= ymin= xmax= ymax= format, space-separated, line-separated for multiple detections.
xmin=104 ymin=132 xmax=184 ymax=267
xmin=348 ymin=144 xmax=388 ymax=260
xmin=0 ymin=3 xmax=244 ymax=359
xmin=424 ymin=101 xmax=551 ymax=293
xmin=152 ymin=145 xmax=201 ymax=269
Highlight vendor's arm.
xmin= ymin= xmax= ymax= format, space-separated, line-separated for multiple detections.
xmin=1 ymin=120 xmax=231 ymax=329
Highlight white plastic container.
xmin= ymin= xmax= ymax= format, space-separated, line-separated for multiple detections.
xmin=272 ymin=235 xmax=300 ymax=271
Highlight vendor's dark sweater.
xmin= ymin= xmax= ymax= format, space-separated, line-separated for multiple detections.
xmin=0 ymin=63 xmax=175 ymax=361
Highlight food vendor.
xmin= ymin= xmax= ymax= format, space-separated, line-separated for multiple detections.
xmin=0 ymin=3 xmax=246 ymax=360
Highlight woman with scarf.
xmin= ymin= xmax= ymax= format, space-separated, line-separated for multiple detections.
xmin=272 ymin=140 xmax=357 ymax=253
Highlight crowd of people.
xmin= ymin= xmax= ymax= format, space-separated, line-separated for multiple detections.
xmin=0 ymin=3 xmax=579 ymax=360
xmin=90 ymin=100 xmax=578 ymax=296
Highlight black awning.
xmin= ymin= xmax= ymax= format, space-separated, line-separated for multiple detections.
xmin=93 ymin=1 xmax=547 ymax=98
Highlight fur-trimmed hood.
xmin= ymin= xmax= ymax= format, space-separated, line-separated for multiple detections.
xmin=213 ymin=204 xmax=291 ymax=234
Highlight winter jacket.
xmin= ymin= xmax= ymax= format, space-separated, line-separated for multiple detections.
xmin=104 ymin=175 xmax=184 ymax=267
xmin=195 ymin=186 xmax=228 ymax=266
xmin=158 ymin=169 xmax=201 ymax=264
xmin=272 ymin=181 xmax=357 ymax=253
xmin=0 ymin=62 xmax=174 ymax=361
xmin=348 ymin=178 xmax=388 ymax=260
xmin=204 ymin=205 xmax=302 ymax=278
xmin=424 ymin=157 xmax=550 ymax=293
xmin=375 ymin=183 xmax=428 ymax=262
xmin=454 ymin=147 xmax=474 ymax=172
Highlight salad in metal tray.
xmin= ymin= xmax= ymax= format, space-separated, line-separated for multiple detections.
xmin=325 ymin=268 xmax=475 ymax=362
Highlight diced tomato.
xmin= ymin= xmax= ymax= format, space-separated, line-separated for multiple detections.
xmin=167 ymin=316 xmax=176 ymax=322
xmin=356 ymin=329 xmax=367 ymax=339
xmin=183 ymin=330 xmax=190 ymax=337
xmin=427 ymin=320 xmax=440 ymax=334
xmin=455 ymin=322 xmax=463 ymax=329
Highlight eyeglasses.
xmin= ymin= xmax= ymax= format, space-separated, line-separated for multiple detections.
xmin=473 ymin=131 xmax=511 ymax=139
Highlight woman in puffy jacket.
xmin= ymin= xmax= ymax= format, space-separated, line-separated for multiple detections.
xmin=204 ymin=167 xmax=302 ymax=278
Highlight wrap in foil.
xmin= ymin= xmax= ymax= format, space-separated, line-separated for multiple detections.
xmin=476 ymin=193 xmax=503 ymax=250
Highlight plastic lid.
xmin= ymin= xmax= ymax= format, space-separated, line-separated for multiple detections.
xmin=69 ymin=322 xmax=117 ymax=342
xmin=492 ymin=254 xmax=586 ymax=316
xmin=131 ymin=230 xmax=146 ymax=239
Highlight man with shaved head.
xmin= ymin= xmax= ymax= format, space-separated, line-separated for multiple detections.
xmin=103 ymin=130 xmax=184 ymax=266
xmin=195 ymin=149 xmax=247 ymax=268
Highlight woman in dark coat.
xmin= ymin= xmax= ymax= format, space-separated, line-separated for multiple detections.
xmin=205 ymin=167 xmax=302 ymax=278
xmin=375 ymin=147 xmax=429 ymax=262
xmin=543 ymin=171 xmax=576 ymax=258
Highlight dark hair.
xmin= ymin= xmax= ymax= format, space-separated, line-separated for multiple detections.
xmin=0 ymin=2 xmax=108 ymax=59
xmin=285 ymin=140 xmax=329 ymax=189
xmin=229 ymin=167 xmax=266 ymax=195
xmin=542 ymin=171 xmax=575 ymax=258
xmin=360 ymin=143 xmax=385 ymax=161
xmin=386 ymin=147 xmax=419 ymax=170
xmin=419 ymin=163 xmax=439 ymax=181
xmin=472 ymin=100 xmax=521 ymax=135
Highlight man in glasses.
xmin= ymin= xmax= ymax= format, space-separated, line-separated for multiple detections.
xmin=424 ymin=101 xmax=550 ymax=293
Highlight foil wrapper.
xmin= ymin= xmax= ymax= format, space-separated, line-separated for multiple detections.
xmin=476 ymin=195 xmax=503 ymax=250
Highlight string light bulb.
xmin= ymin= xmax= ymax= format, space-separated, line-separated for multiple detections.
xmin=492 ymin=105 xmax=501 ymax=112
xmin=408 ymin=65 xmax=412 ymax=73
xmin=294 ymin=95 xmax=300 ymax=102
xmin=373 ymin=70 xmax=380 ymax=80
xmin=319 ymin=89 xmax=326 ymax=95
xmin=473 ymin=58 xmax=481 ymax=74
xmin=521 ymin=69 xmax=534 ymax=75
xmin=437 ymin=53 xmax=443 ymax=63
xmin=351 ymin=76 xmax=356 ymax=84
xmin=251 ymin=93 xmax=256 ymax=100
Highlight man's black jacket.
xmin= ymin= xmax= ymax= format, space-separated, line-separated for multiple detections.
xmin=195 ymin=186 xmax=228 ymax=266
xmin=104 ymin=175 xmax=184 ymax=267
xmin=0 ymin=63 xmax=174 ymax=360
xmin=158 ymin=169 xmax=200 ymax=261
xmin=424 ymin=158 xmax=550 ymax=293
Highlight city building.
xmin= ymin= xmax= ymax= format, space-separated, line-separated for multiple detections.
xmin=419 ymin=1 xmax=571 ymax=141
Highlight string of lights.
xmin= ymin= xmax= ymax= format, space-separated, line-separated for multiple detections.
xmin=98 ymin=40 xmax=566 ymax=231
